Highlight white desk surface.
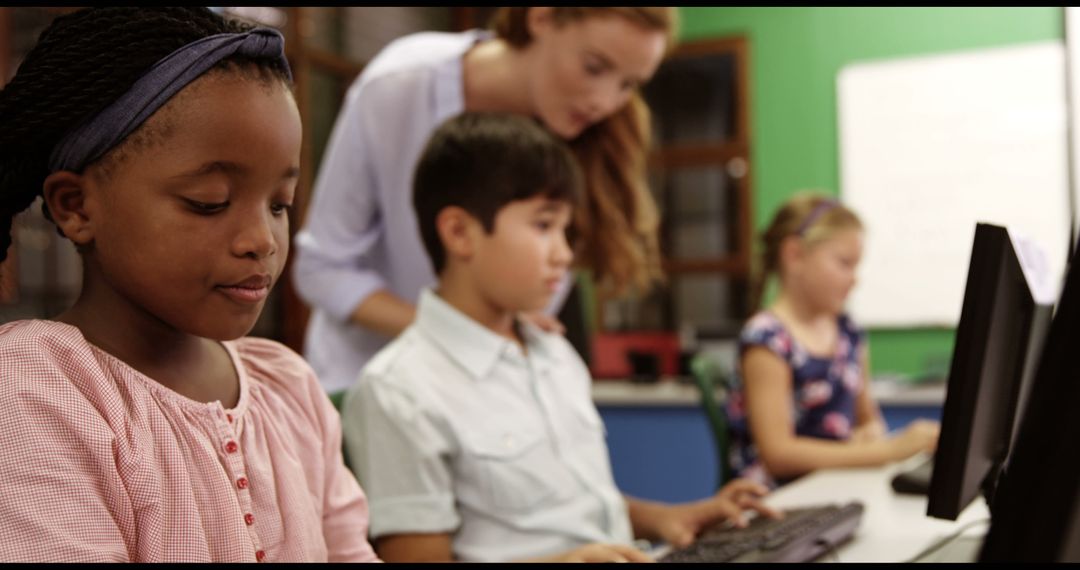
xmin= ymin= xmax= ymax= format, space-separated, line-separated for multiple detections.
xmin=760 ymin=453 xmax=990 ymax=563
xmin=647 ymin=453 xmax=989 ymax=563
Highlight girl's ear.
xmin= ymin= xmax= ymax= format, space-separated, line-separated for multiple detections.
xmin=779 ymin=235 xmax=804 ymax=273
xmin=436 ymin=206 xmax=480 ymax=263
xmin=42 ymin=171 xmax=95 ymax=247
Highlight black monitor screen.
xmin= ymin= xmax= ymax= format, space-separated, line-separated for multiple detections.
xmin=926 ymin=223 xmax=1054 ymax=521
xmin=978 ymin=231 xmax=1080 ymax=562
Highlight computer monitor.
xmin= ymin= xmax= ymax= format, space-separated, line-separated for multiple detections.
xmin=976 ymin=231 xmax=1080 ymax=562
xmin=925 ymin=223 xmax=1055 ymax=521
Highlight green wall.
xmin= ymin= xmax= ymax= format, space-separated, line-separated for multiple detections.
xmin=677 ymin=7 xmax=1063 ymax=378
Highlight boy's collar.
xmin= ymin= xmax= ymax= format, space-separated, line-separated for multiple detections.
xmin=414 ymin=288 xmax=554 ymax=381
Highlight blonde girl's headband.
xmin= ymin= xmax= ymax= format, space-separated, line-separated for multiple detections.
xmin=48 ymin=27 xmax=291 ymax=174
xmin=795 ymin=199 xmax=840 ymax=237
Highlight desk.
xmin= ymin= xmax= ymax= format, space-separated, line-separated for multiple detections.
xmin=646 ymin=453 xmax=990 ymax=562
xmin=592 ymin=377 xmax=945 ymax=422
xmin=762 ymin=454 xmax=990 ymax=562
xmin=591 ymin=377 xmax=703 ymax=406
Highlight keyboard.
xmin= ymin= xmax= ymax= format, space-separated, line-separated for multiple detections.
xmin=657 ymin=501 xmax=865 ymax=563
xmin=891 ymin=457 xmax=935 ymax=495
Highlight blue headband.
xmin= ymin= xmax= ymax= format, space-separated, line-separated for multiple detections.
xmin=48 ymin=27 xmax=291 ymax=174
xmin=796 ymin=199 xmax=839 ymax=236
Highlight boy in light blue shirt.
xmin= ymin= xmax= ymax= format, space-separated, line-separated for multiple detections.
xmin=341 ymin=112 xmax=778 ymax=563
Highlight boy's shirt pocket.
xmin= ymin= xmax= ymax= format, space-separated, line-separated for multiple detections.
xmin=457 ymin=422 xmax=576 ymax=513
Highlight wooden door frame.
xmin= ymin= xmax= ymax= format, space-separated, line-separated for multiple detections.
xmin=600 ymin=35 xmax=754 ymax=329
xmin=279 ymin=7 xmax=366 ymax=353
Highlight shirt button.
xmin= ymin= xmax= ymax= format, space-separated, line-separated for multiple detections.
xmin=255 ymin=550 xmax=266 ymax=562
xmin=226 ymin=413 xmax=233 ymax=423
xmin=225 ymin=441 xmax=238 ymax=454
xmin=237 ymin=476 xmax=248 ymax=490
xmin=244 ymin=513 xmax=255 ymax=526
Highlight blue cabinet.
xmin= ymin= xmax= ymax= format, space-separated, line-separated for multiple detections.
xmin=598 ymin=405 xmax=719 ymax=503
xmin=881 ymin=404 xmax=942 ymax=431
xmin=595 ymin=382 xmax=944 ymax=503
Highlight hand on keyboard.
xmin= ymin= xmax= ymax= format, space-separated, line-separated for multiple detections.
xmin=645 ymin=478 xmax=782 ymax=549
xmin=658 ymin=501 xmax=866 ymax=563
xmin=887 ymin=419 xmax=941 ymax=461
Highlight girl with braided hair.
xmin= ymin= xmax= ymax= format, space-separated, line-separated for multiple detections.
xmin=0 ymin=7 xmax=378 ymax=562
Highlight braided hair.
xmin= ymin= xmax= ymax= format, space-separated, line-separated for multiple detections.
xmin=0 ymin=7 xmax=290 ymax=263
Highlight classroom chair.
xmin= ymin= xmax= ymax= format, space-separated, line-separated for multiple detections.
xmin=690 ymin=352 xmax=735 ymax=490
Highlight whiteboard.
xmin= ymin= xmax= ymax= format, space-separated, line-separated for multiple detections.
xmin=838 ymin=41 xmax=1072 ymax=328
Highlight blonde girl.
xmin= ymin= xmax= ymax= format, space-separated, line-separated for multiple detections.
xmin=726 ymin=192 xmax=940 ymax=488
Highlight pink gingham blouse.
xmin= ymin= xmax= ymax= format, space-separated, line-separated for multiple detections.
xmin=0 ymin=319 xmax=380 ymax=563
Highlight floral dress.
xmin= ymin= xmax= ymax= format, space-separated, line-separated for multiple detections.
xmin=726 ymin=311 xmax=866 ymax=488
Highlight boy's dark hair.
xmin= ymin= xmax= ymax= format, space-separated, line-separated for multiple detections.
xmin=413 ymin=112 xmax=584 ymax=274
xmin=0 ymin=7 xmax=292 ymax=263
